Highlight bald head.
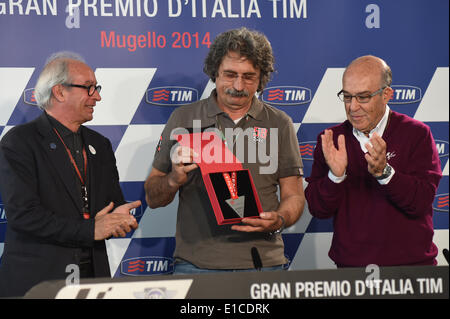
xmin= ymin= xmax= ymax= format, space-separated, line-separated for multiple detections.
xmin=344 ymin=55 xmax=392 ymax=89
xmin=341 ymin=55 xmax=394 ymax=134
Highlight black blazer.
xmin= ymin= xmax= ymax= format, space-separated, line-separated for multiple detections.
xmin=0 ymin=113 xmax=125 ymax=297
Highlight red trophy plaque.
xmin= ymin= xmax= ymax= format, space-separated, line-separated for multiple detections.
xmin=174 ymin=131 xmax=262 ymax=225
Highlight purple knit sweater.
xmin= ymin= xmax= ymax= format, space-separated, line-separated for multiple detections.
xmin=305 ymin=111 xmax=442 ymax=266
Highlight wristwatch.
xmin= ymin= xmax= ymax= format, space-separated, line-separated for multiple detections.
xmin=270 ymin=214 xmax=286 ymax=235
xmin=375 ymin=163 xmax=393 ymax=180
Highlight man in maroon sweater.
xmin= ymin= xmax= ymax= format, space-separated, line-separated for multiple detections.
xmin=305 ymin=55 xmax=442 ymax=267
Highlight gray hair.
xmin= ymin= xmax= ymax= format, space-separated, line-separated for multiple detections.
xmin=34 ymin=51 xmax=86 ymax=110
xmin=381 ymin=61 xmax=392 ymax=88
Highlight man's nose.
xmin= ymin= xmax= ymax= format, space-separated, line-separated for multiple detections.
xmin=348 ymin=96 xmax=360 ymax=111
xmin=232 ymin=75 xmax=245 ymax=91
xmin=92 ymin=89 xmax=101 ymax=101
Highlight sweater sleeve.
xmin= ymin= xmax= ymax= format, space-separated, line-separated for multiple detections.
xmin=305 ymin=128 xmax=345 ymax=219
xmin=381 ymin=123 xmax=442 ymax=217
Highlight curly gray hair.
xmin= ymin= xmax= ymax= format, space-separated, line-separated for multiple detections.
xmin=203 ymin=27 xmax=275 ymax=92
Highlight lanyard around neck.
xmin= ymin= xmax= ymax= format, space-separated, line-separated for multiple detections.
xmin=52 ymin=127 xmax=87 ymax=185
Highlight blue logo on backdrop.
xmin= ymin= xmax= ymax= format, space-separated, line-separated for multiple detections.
xmin=23 ymin=88 xmax=38 ymax=106
xmin=390 ymin=85 xmax=422 ymax=104
xmin=299 ymin=141 xmax=316 ymax=160
xmin=146 ymin=87 xmax=198 ymax=106
xmin=262 ymin=86 xmax=312 ymax=105
xmin=0 ymin=205 xmax=6 ymax=224
xmin=434 ymin=140 xmax=449 ymax=158
xmin=433 ymin=193 xmax=449 ymax=212
xmin=121 ymin=256 xmax=173 ymax=276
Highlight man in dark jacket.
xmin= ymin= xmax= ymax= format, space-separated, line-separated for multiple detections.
xmin=0 ymin=51 xmax=140 ymax=297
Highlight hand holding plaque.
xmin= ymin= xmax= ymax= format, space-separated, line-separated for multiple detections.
xmin=168 ymin=145 xmax=198 ymax=189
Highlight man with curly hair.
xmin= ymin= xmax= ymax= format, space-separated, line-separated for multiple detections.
xmin=145 ymin=28 xmax=305 ymax=273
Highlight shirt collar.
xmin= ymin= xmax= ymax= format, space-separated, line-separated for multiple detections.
xmin=206 ymin=89 xmax=263 ymax=121
xmin=353 ymin=105 xmax=390 ymax=139
xmin=45 ymin=112 xmax=81 ymax=137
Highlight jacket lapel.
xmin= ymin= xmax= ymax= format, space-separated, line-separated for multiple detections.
xmin=36 ymin=113 xmax=81 ymax=212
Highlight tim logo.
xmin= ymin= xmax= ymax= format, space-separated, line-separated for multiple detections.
xmin=390 ymin=85 xmax=422 ymax=104
xmin=299 ymin=141 xmax=316 ymax=160
xmin=23 ymin=88 xmax=38 ymax=106
xmin=435 ymin=140 xmax=449 ymax=158
xmin=146 ymin=87 xmax=198 ymax=106
xmin=433 ymin=194 xmax=449 ymax=212
xmin=262 ymin=86 xmax=312 ymax=105
xmin=121 ymin=256 xmax=173 ymax=276
xmin=0 ymin=204 xmax=6 ymax=224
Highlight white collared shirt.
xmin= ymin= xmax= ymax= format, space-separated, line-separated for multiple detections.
xmin=328 ymin=105 xmax=395 ymax=184
xmin=352 ymin=105 xmax=390 ymax=153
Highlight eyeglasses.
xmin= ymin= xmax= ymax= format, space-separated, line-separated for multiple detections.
xmin=63 ymin=83 xmax=102 ymax=96
xmin=219 ymin=70 xmax=259 ymax=85
xmin=337 ymin=87 xmax=386 ymax=104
